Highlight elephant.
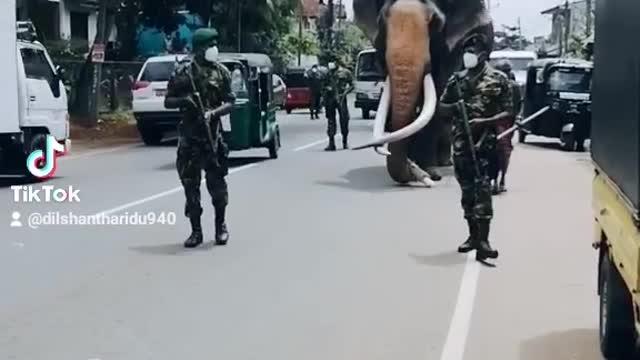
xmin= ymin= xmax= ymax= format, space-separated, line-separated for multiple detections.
xmin=352 ymin=0 xmax=494 ymax=185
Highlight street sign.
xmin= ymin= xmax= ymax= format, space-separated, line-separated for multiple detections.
xmin=91 ymin=44 xmax=105 ymax=63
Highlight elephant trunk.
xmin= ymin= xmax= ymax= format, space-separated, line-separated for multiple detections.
xmin=385 ymin=0 xmax=432 ymax=183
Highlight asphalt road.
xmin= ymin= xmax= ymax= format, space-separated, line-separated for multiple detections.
xmin=0 ymin=106 xmax=602 ymax=360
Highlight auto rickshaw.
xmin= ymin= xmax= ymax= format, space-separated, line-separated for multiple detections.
xmin=520 ymin=58 xmax=593 ymax=151
xmin=218 ymin=53 xmax=281 ymax=159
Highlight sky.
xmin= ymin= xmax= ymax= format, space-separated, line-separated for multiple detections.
xmin=341 ymin=0 xmax=565 ymax=38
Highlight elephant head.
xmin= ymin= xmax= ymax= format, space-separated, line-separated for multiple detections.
xmin=353 ymin=0 xmax=493 ymax=184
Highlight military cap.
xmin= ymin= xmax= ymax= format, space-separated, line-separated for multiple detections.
xmin=192 ymin=28 xmax=219 ymax=50
xmin=494 ymin=59 xmax=513 ymax=73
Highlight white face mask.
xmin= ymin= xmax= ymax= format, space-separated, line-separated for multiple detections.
xmin=205 ymin=46 xmax=219 ymax=62
xmin=312 ymin=68 xmax=317 ymax=72
xmin=328 ymin=62 xmax=336 ymax=70
xmin=463 ymin=52 xmax=479 ymax=69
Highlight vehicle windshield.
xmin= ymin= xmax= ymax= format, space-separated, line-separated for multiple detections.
xmin=490 ymin=58 xmax=534 ymax=72
xmin=284 ymin=73 xmax=308 ymax=88
xmin=140 ymin=61 xmax=175 ymax=82
xmin=547 ymin=68 xmax=592 ymax=93
xmin=223 ymin=62 xmax=249 ymax=99
xmin=357 ymin=52 xmax=384 ymax=82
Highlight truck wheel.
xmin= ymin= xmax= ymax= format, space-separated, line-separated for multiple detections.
xmin=362 ymin=109 xmax=371 ymax=119
xmin=139 ymin=128 xmax=163 ymax=146
xmin=518 ymin=130 xmax=527 ymax=144
xmin=268 ymin=128 xmax=280 ymax=159
xmin=600 ymin=252 xmax=637 ymax=359
xmin=23 ymin=133 xmax=48 ymax=180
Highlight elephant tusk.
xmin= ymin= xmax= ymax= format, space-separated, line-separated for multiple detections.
xmin=407 ymin=159 xmax=435 ymax=187
xmin=373 ymin=77 xmax=391 ymax=139
xmin=352 ymin=74 xmax=437 ymax=152
xmin=374 ymin=145 xmax=391 ymax=156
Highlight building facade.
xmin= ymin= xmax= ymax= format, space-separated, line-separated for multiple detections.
xmin=541 ymin=0 xmax=594 ymax=56
xmin=16 ymin=0 xmax=115 ymax=47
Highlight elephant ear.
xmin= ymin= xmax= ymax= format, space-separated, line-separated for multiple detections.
xmin=438 ymin=0 xmax=493 ymax=53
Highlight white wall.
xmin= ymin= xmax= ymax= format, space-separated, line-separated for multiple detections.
xmin=87 ymin=12 xmax=97 ymax=45
xmin=58 ymin=0 xmax=71 ymax=40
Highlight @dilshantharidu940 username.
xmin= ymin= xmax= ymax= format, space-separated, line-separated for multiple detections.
xmin=10 ymin=211 xmax=177 ymax=229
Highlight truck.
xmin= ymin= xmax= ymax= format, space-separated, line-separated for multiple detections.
xmin=354 ymin=49 xmax=384 ymax=119
xmin=0 ymin=1 xmax=70 ymax=177
xmin=591 ymin=0 xmax=640 ymax=358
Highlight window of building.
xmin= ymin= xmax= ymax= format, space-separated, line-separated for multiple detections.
xmin=70 ymin=11 xmax=89 ymax=41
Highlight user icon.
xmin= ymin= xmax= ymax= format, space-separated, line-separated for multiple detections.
xmin=10 ymin=212 xmax=22 ymax=228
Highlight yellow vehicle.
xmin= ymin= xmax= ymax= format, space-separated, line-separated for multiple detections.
xmin=592 ymin=0 xmax=640 ymax=358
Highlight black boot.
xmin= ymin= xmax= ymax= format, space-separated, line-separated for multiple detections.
xmin=215 ymin=206 xmax=229 ymax=246
xmin=476 ymin=220 xmax=499 ymax=260
xmin=342 ymin=136 xmax=349 ymax=149
xmin=324 ymin=137 xmax=336 ymax=151
xmin=458 ymin=219 xmax=478 ymax=253
xmin=184 ymin=216 xmax=203 ymax=248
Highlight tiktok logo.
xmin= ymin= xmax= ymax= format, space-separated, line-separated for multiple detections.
xmin=26 ymin=135 xmax=66 ymax=179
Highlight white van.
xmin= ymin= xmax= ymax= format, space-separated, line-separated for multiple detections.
xmin=0 ymin=18 xmax=69 ymax=175
xmin=489 ymin=50 xmax=537 ymax=87
xmin=354 ymin=49 xmax=384 ymax=119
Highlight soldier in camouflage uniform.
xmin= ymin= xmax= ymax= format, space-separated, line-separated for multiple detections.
xmin=164 ymin=28 xmax=236 ymax=248
xmin=323 ymin=60 xmax=354 ymax=151
xmin=440 ymin=35 xmax=514 ymax=261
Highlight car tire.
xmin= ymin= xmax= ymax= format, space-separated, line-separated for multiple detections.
xmin=600 ymin=251 xmax=637 ymax=359
xmin=268 ymin=128 xmax=280 ymax=159
xmin=518 ymin=130 xmax=527 ymax=144
xmin=561 ymin=131 xmax=576 ymax=152
xmin=140 ymin=128 xmax=163 ymax=146
xmin=286 ymin=108 xmax=292 ymax=115
xmin=362 ymin=109 xmax=371 ymax=120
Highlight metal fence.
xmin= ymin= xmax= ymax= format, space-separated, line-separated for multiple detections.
xmin=57 ymin=60 xmax=145 ymax=114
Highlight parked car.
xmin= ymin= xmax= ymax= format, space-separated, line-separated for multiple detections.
xmin=132 ymin=54 xmax=186 ymax=145
xmin=283 ymin=67 xmax=311 ymax=114
xmin=272 ymin=74 xmax=286 ymax=109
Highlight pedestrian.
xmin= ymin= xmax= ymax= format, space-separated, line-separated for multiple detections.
xmin=307 ymin=64 xmax=323 ymax=120
xmin=439 ymin=35 xmax=514 ymax=261
xmin=323 ymin=60 xmax=354 ymax=151
xmin=164 ymin=28 xmax=235 ymax=248
xmin=491 ymin=59 xmax=522 ymax=194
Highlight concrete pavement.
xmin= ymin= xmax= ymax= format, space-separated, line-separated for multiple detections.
xmin=0 ymin=108 xmax=602 ymax=359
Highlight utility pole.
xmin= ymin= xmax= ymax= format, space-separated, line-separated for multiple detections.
xmin=87 ymin=0 xmax=108 ymax=126
xmin=297 ymin=0 xmax=303 ymax=66
xmin=237 ymin=0 xmax=242 ymax=52
xmin=328 ymin=0 xmax=334 ymax=55
xmin=563 ymin=0 xmax=570 ymax=57
xmin=517 ymin=17 xmax=523 ymax=50
xmin=586 ymin=0 xmax=592 ymax=37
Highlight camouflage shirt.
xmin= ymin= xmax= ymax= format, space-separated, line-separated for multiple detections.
xmin=323 ymin=68 xmax=353 ymax=99
xmin=167 ymin=57 xmax=235 ymax=136
xmin=441 ymin=64 xmax=514 ymax=154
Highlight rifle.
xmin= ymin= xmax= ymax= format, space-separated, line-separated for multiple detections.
xmin=186 ymin=63 xmax=218 ymax=155
xmin=453 ymin=72 xmax=481 ymax=179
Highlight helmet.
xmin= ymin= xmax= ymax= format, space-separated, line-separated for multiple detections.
xmin=495 ymin=59 xmax=513 ymax=74
xmin=192 ymin=28 xmax=219 ymax=51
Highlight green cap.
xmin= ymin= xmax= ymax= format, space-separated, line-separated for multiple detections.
xmin=192 ymin=28 xmax=219 ymax=50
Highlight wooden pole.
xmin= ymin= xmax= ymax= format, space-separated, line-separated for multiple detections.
xmin=298 ymin=0 xmax=302 ymax=66
xmin=87 ymin=0 xmax=108 ymax=126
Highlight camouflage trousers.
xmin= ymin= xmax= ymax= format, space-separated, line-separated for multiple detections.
xmin=453 ymin=144 xmax=495 ymax=221
xmin=176 ymin=135 xmax=229 ymax=218
xmin=325 ymin=97 xmax=350 ymax=138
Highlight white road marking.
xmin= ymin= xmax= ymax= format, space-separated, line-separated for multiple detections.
xmin=61 ymin=143 xmax=140 ymax=161
xmin=439 ymin=253 xmax=481 ymax=360
xmin=92 ymin=163 xmax=259 ymax=217
xmin=81 ymin=137 xmax=326 ymax=216
xmin=293 ymin=138 xmax=328 ymax=152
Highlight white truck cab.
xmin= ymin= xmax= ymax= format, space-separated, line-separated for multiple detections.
xmin=0 ymin=10 xmax=69 ymax=176
xmin=354 ymin=49 xmax=384 ymax=119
